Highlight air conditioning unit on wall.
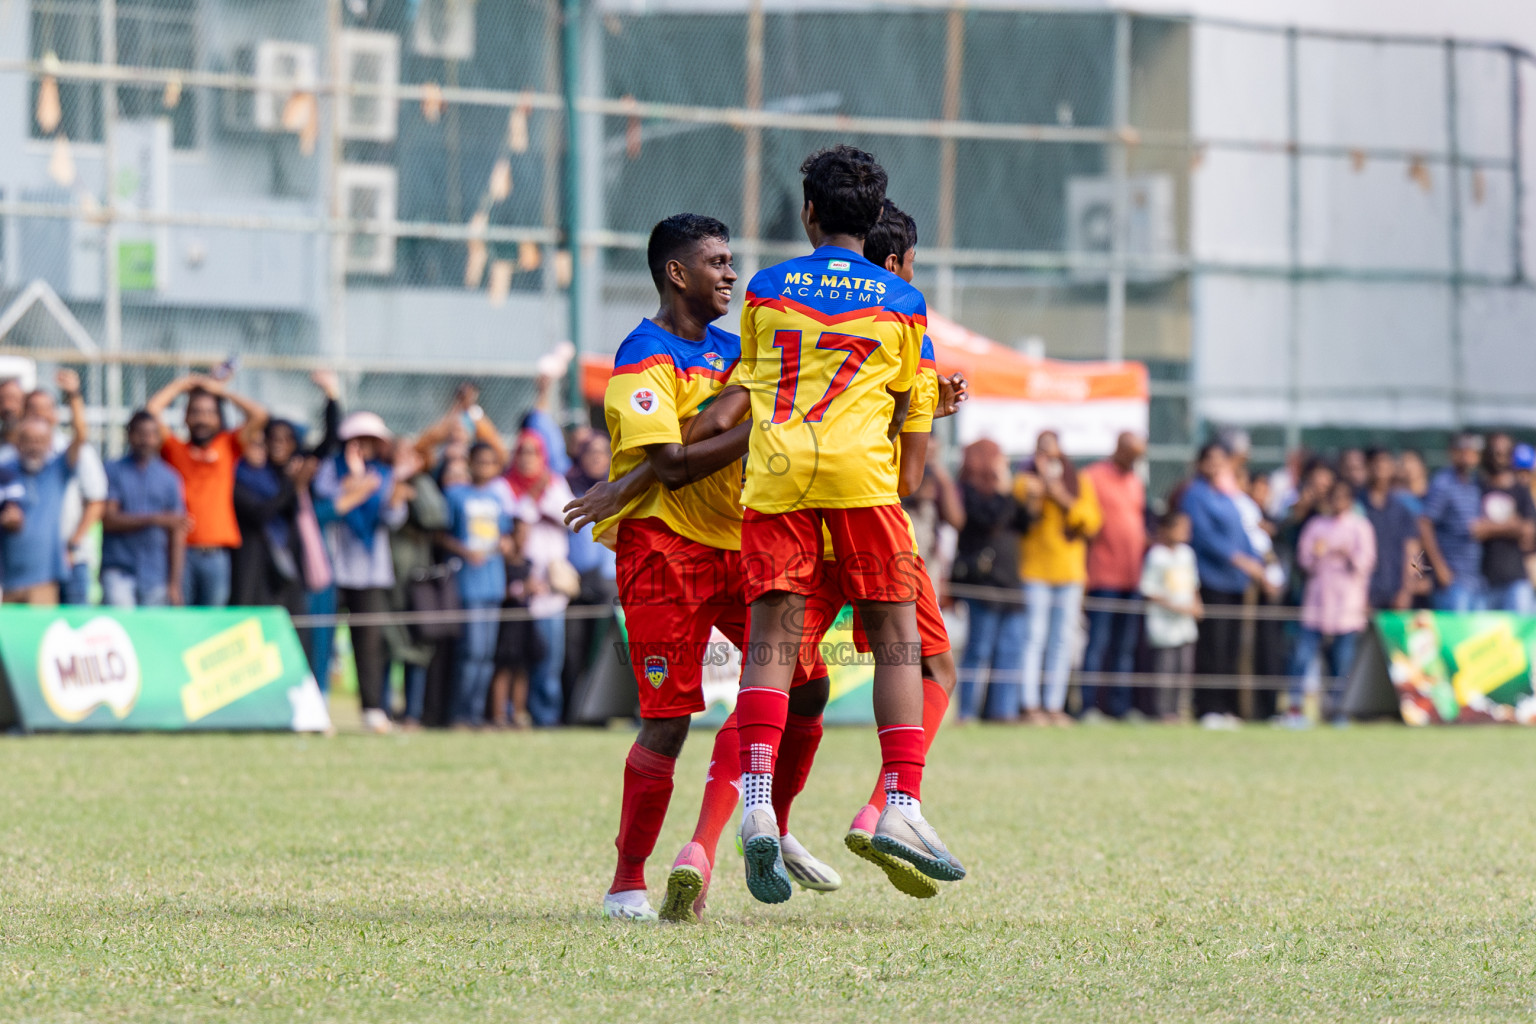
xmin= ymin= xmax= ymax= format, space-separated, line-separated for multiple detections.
xmin=337 ymin=164 xmax=398 ymax=276
xmin=338 ymin=30 xmax=400 ymax=142
xmin=414 ymin=0 xmax=478 ymax=60
xmin=221 ymin=40 xmax=318 ymax=133
xmin=1065 ymin=174 xmax=1177 ymax=284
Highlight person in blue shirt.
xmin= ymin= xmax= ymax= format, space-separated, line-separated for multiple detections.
xmin=1419 ymin=433 xmax=1493 ymax=612
xmin=1181 ymin=441 xmax=1269 ymax=725
xmin=0 ymin=369 xmax=87 ymax=605
xmin=439 ymin=441 xmax=514 ymax=726
xmin=101 ymin=411 xmax=188 ymax=608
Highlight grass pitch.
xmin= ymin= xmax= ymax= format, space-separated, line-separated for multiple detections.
xmin=1 ymin=720 xmax=1533 ymax=1023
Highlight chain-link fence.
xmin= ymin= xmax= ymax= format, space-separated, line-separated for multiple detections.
xmin=1 ymin=2 xmax=1532 ymax=484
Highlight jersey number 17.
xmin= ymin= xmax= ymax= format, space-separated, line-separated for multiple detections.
xmin=770 ymin=329 xmax=881 ymax=425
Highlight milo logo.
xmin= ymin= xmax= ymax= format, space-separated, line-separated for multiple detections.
xmin=37 ymin=618 xmax=142 ymax=722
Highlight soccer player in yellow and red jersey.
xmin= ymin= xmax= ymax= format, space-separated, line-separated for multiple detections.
xmin=837 ymin=199 xmax=970 ymax=897
xmin=727 ymin=146 xmax=967 ymax=903
xmin=579 ymin=214 xmax=840 ymax=922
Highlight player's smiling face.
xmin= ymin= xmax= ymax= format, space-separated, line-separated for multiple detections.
xmin=684 ymin=236 xmax=736 ymax=319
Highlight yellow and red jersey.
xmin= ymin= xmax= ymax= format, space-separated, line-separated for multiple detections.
xmin=595 ymin=319 xmax=743 ymax=551
xmin=734 ymin=245 xmax=926 ymax=513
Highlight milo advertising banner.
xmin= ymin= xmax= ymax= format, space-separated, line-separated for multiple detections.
xmin=0 ymin=607 xmax=330 ymax=733
xmin=1348 ymin=611 xmax=1536 ymax=725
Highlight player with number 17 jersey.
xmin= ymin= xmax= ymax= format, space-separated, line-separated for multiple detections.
xmin=735 ymin=253 xmax=925 ymax=519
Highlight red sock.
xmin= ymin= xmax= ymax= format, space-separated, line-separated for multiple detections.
xmin=877 ymin=723 xmax=926 ymax=801
xmin=736 ymin=687 xmax=790 ymax=776
xmin=772 ymin=709 xmax=824 ymax=836
xmin=869 ymin=678 xmax=948 ymax=808
xmin=610 ymin=743 xmax=676 ymax=894
xmin=691 ymin=713 xmax=742 ymax=868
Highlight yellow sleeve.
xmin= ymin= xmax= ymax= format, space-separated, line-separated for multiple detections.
xmin=888 ymin=321 xmax=919 ymax=393
xmin=902 ymin=366 xmax=937 ymax=435
xmin=605 ymin=360 xmax=682 ymax=454
xmin=1067 ymin=474 xmax=1103 ymax=539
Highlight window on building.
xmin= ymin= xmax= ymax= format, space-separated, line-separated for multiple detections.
xmin=30 ymin=0 xmax=199 ymax=149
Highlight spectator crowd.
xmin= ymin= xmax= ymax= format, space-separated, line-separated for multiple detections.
xmin=943 ymin=426 xmax=1536 ymax=729
xmin=0 ymin=357 xmax=1532 ymax=734
xmin=0 ymin=364 xmax=611 ymax=735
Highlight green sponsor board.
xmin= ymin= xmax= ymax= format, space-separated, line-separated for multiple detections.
xmin=0 ymin=607 xmax=330 ymax=733
xmin=1371 ymin=610 xmax=1536 ymax=725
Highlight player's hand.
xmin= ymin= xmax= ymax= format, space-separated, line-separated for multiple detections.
xmin=0 ymin=504 xmax=24 ymax=531
xmin=936 ymin=373 xmax=969 ymax=418
xmin=563 ymin=479 xmax=627 ymax=532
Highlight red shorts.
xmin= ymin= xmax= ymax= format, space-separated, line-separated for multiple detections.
xmin=740 ymin=505 xmax=924 ymax=604
xmin=615 ymin=518 xmax=824 ymax=718
xmin=794 ymin=556 xmax=950 ymax=661
xmin=851 ymin=557 xmax=951 ymax=658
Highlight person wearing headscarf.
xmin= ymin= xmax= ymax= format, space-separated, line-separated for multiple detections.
xmin=231 ymin=421 xmax=301 ymax=610
xmin=1014 ymin=430 xmax=1102 ymax=725
xmin=312 ymin=411 xmax=419 ymax=733
xmin=561 ymin=433 xmax=619 ymax=715
xmin=951 ymin=439 xmax=1033 ymax=721
xmin=503 ymin=427 xmax=575 ymax=726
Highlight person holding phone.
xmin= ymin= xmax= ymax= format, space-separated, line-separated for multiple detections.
xmin=1013 ymin=431 xmax=1103 ymax=724
xmin=312 ymin=412 xmax=420 ymax=733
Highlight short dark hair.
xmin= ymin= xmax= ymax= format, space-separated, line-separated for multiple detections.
xmin=126 ymin=409 xmax=157 ymax=433
xmin=185 ymin=387 xmax=228 ymax=430
xmin=1197 ymin=440 xmax=1230 ymax=463
xmin=863 ymin=200 xmax=917 ymax=269
xmin=646 ymin=213 xmax=730 ymax=291
xmin=468 ymin=440 xmax=498 ymax=460
xmin=1364 ymin=445 xmax=1392 ymax=463
xmin=800 ymin=145 xmax=887 ymax=238
xmin=1157 ymin=508 xmax=1189 ymax=531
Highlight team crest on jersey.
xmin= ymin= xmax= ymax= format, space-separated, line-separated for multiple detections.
xmin=827 ymin=259 xmax=851 ymax=271
xmin=644 ymin=656 xmax=668 ymax=688
xmin=702 ymin=352 xmax=726 ymax=371
xmin=630 ymin=388 xmax=657 ymax=414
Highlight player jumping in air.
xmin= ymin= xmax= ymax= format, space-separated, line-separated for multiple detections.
xmin=838 ymin=199 xmax=968 ymax=897
xmin=723 ymin=146 xmax=968 ymax=902
xmin=575 ymin=214 xmax=840 ymax=922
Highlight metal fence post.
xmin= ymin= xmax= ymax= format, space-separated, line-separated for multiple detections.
xmin=101 ymin=0 xmax=123 ymax=457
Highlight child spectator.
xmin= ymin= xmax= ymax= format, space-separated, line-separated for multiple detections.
xmin=492 ymin=519 xmax=540 ymax=729
xmin=1139 ymin=509 xmax=1202 ymax=722
xmin=440 ymin=442 xmax=514 ymax=727
xmin=1289 ymin=478 xmax=1376 ymax=726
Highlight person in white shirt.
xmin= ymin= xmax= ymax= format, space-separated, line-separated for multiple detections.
xmin=1140 ymin=509 xmax=1204 ymax=722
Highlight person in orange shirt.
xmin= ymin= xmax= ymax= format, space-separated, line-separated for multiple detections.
xmin=146 ymin=373 xmax=268 ymax=607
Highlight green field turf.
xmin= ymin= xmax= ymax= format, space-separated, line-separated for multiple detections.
xmin=2 ymin=721 xmax=1533 ymax=1023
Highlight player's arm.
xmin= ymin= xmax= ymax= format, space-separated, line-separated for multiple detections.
xmin=563 ymin=422 xmax=750 ymax=532
xmin=886 ymin=388 xmax=910 ymax=441
xmin=645 ymin=422 xmax=750 ymax=490
xmin=896 ymin=432 xmax=927 ymax=498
